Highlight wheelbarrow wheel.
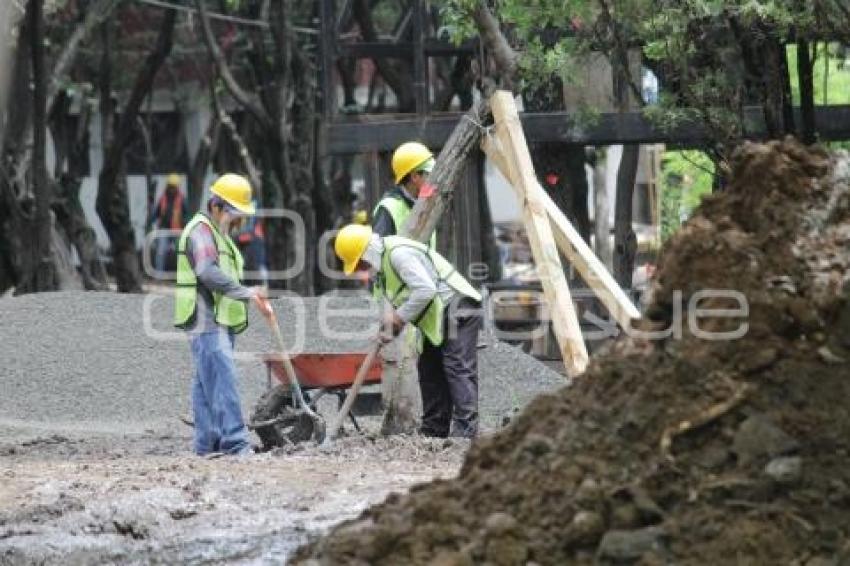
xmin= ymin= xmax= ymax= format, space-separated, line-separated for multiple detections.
xmin=250 ymin=385 xmax=315 ymax=449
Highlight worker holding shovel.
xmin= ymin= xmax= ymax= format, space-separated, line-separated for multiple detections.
xmin=334 ymin=224 xmax=483 ymax=438
xmin=173 ymin=173 xmax=273 ymax=456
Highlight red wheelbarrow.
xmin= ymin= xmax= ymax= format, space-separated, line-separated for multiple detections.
xmin=249 ymin=351 xmax=384 ymax=449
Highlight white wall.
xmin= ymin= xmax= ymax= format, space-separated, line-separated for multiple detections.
xmin=484 ymin=153 xmax=596 ymax=224
xmin=79 ymin=110 xmax=218 ymax=250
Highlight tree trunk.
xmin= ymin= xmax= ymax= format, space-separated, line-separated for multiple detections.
xmin=0 ymin=7 xmax=34 ymax=293
xmin=613 ymin=145 xmax=638 ymax=289
xmin=0 ymin=1 xmax=28 ymax=145
xmin=96 ymin=9 xmax=176 ymax=293
xmin=56 ymin=176 xmax=108 ymax=290
xmin=592 ymin=148 xmax=612 ymax=270
xmin=18 ymin=0 xmax=59 ymax=294
xmin=797 ymin=39 xmax=816 ymax=145
xmin=381 ymin=1 xmax=510 ymax=435
xmin=188 ymin=115 xmax=221 ymax=213
xmin=403 ymin=99 xmax=491 ymax=241
xmin=476 ymin=154 xmax=502 ymax=281
xmin=14 ymin=0 xmax=119 ymax=190
xmin=380 ymin=99 xmax=490 ymax=434
xmin=52 ymin=95 xmax=108 ymax=290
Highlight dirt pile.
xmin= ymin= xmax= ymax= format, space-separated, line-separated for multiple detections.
xmin=294 ymin=140 xmax=850 ymax=565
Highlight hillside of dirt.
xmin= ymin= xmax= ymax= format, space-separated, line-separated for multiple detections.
xmin=294 ymin=140 xmax=850 ymax=565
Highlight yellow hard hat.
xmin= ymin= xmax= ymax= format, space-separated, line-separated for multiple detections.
xmin=392 ymin=142 xmax=434 ymax=184
xmin=352 ymin=209 xmax=368 ymax=225
xmin=334 ymin=224 xmax=373 ymax=275
xmin=166 ymin=173 xmax=180 ymax=187
xmin=210 ymin=173 xmax=255 ymax=215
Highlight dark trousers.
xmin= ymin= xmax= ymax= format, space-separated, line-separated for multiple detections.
xmin=417 ymin=299 xmax=482 ymax=438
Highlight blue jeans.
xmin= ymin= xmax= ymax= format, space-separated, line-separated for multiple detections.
xmin=154 ymin=235 xmax=176 ymax=274
xmin=190 ymin=330 xmax=251 ymax=455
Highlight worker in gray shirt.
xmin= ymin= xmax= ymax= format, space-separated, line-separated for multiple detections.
xmin=174 ymin=174 xmax=272 ymax=456
xmin=334 ymin=224 xmax=483 ymax=438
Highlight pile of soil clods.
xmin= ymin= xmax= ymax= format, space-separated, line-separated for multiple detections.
xmin=294 ymin=139 xmax=850 ymax=565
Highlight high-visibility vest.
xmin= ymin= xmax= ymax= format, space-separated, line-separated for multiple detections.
xmin=376 ymin=236 xmax=481 ymax=347
xmin=372 ymin=193 xmax=437 ymax=249
xmin=157 ymin=192 xmax=185 ymax=230
xmin=173 ymin=213 xmax=248 ymax=333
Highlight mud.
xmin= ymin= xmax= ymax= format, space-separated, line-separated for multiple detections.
xmin=0 ymin=431 xmax=466 ymax=565
xmin=0 ymin=245 xmax=570 ymax=563
xmin=295 ymin=140 xmax=850 ymax=565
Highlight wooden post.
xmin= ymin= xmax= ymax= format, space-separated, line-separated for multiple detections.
xmin=489 ymin=91 xmax=588 ymax=376
xmin=483 ymin=136 xmax=640 ymax=331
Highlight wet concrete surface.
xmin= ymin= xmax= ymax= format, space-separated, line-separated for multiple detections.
xmin=0 ymin=429 xmax=466 ymax=565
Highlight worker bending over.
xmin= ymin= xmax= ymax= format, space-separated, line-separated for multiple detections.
xmin=335 ymin=224 xmax=482 ymax=438
xmin=173 ymin=173 xmax=272 ymax=456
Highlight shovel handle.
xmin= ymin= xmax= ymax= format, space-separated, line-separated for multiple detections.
xmin=325 ymin=340 xmax=382 ymax=442
xmin=267 ymin=310 xmax=297 ymax=380
xmin=264 ymin=308 xmax=318 ymax=420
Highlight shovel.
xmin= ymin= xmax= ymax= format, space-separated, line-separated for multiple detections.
xmin=323 ymin=339 xmax=382 ymax=444
xmin=265 ymin=307 xmax=327 ymax=443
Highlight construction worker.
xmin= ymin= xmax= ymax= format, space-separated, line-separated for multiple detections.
xmin=148 ymin=173 xmax=189 ymax=273
xmin=372 ymin=141 xmax=436 ymax=248
xmin=334 ymin=224 xmax=482 ymax=438
xmin=173 ymin=173 xmax=273 ymax=456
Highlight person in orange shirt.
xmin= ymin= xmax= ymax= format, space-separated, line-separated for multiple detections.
xmin=148 ymin=173 xmax=189 ymax=273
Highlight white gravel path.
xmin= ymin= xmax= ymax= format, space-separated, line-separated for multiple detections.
xmin=0 ymin=291 xmax=568 ymax=435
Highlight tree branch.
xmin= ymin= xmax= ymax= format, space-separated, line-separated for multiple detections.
xmin=471 ymin=0 xmax=518 ymax=90
xmin=212 ymin=83 xmax=261 ymax=193
xmin=196 ymin=0 xmax=272 ymax=129
xmin=596 ymin=0 xmax=645 ymax=109
xmin=101 ymin=8 xmax=177 ymax=179
xmin=47 ymin=0 xmax=119 ymax=113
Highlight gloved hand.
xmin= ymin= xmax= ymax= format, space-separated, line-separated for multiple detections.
xmin=379 ymin=309 xmax=404 ymax=343
xmin=251 ymin=286 xmax=273 ymax=319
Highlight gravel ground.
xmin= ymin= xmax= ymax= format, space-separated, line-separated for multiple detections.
xmin=0 ymin=291 xmax=568 ymax=438
xmin=0 ymin=288 xmax=569 ymax=564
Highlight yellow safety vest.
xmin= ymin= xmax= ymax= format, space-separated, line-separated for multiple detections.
xmin=376 ymin=236 xmax=481 ymax=346
xmin=173 ymin=213 xmax=248 ymax=333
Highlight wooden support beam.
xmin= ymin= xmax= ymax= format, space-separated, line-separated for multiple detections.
xmin=324 ymin=105 xmax=850 ymax=154
xmin=482 ymin=136 xmax=641 ymax=331
xmin=336 ymin=40 xmax=477 ymax=59
xmin=490 ymin=91 xmax=589 ymax=377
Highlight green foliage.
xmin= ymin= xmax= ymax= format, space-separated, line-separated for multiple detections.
xmin=787 ymin=43 xmax=850 ymax=106
xmin=659 ymin=150 xmax=714 ymax=240
xmin=437 ymin=0 xmax=480 ymax=44
xmin=439 ymin=0 xmax=850 ymax=156
xmin=371 ymin=0 xmax=404 ymax=35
